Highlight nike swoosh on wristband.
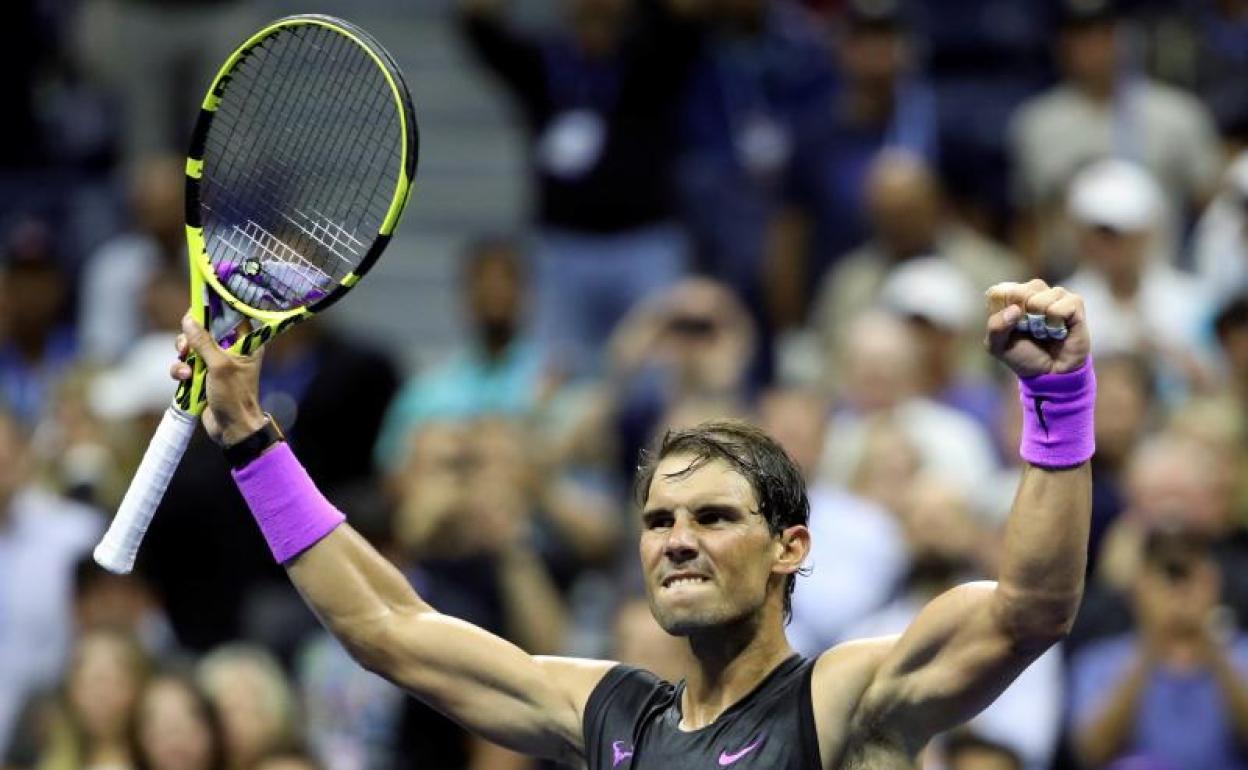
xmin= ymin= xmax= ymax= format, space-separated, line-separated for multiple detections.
xmin=1034 ymin=395 xmax=1050 ymax=435
xmin=718 ymin=735 xmax=765 ymax=766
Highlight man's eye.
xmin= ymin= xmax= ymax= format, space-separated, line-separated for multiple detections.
xmin=698 ymin=512 xmax=726 ymax=526
xmin=646 ymin=516 xmax=673 ymax=530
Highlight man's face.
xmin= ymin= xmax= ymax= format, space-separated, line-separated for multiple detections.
xmin=1077 ymin=224 xmax=1148 ymax=283
xmin=640 ymin=455 xmax=794 ymax=636
xmin=1059 ymin=23 xmax=1117 ymax=88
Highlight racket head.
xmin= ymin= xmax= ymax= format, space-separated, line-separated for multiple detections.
xmin=175 ymin=14 xmax=418 ymax=413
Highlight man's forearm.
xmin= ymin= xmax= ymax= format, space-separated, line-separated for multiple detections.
xmin=288 ymin=525 xmax=432 ymax=663
xmin=994 ymin=463 xmax=1091 ymax=641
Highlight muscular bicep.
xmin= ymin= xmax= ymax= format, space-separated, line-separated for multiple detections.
xmin=855 ymin=582 xmax=1049 ymax=746
xmin=360 ymin=609 xmax=615 ymax=762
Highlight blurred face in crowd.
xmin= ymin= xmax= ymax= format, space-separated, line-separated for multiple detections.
xmin=75 ymin=569 xmax=158 ymax=637
xmin=851 ymin=417 xmax=921 ymax=514
xmin=640 ymin=455 xmax=803 ymax=636
xmin=1076 ymin=223 xmax=1150 ymax=290
xmin=1059 ymin=22 xmax=1118 ymax=95
xmin=840 ymin=313 xmax=920 ymax=412
xmin=654 ymin=279 xmax=755 ymax=394
xmin=613 ymin=596 xmax=689 ymax=682
xmin=68 ymin=630 xmax=147 ymax=747
xmin=1094 ymin=356 xmax=1151 ymax=468
xmin=899 ymin=476 xmax=983 ymax=584
xmin=865 ymin=153 xmax=944 ymax=260
xmin=130 ymin=155 xmax=185 ymax=244
xmin=757 ymin=388 xmax=828 ymax=481
xmin=566 ymin=0 xmax=632 ymax=51
xmin=135 ymin=677 xmax=220 ymax=770
xmin=1 ymin=259 xmax=66 ymax=348
xmin=1125 ymin=437 xmax=1226 ymax=536
xmin=200 ymin=653 xmax=292 ymax=770
xmin=1132 ymin=538 xmax=1223 ymax=642
xmin=840 ymin=25 xmax=907 ymax=89
xmin=466 ymin=244 xmax=524 ymax=355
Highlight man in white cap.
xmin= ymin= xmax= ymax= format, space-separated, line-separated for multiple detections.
xmin=1064 ymin=159 xmax=1214 ymax=396
xmin=877 ymin=256 xmax=1001 ymax=433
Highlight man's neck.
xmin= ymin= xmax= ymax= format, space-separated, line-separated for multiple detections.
xmin=680 ymin=613 xmax=795 ymax=730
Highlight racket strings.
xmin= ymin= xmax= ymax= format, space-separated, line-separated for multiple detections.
xmin=198 ymin=23 xmax=402 ymax=313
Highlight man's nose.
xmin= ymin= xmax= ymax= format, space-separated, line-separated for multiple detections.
xmin=663 ymin=513 xmax=699 ymax=563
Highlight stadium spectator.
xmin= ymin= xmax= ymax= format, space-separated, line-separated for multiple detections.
xmin=1070 ymin=529 xmax=1248 ymax=770
xmin=1193 ymin=151 xmax=1248 ymax=305
xmin=674 ymin=0 xmax=834 ymax=333
xmin=811 ymin=150 xmax=1021 ymax=376
xmin=73 ymin=558 xmax=177 ymax=659
xmin=1062 ymin=160 xmax=1215 ymax=399
xmin=771 ymin=387 xmax=908 ymax=656
xmin=375 ymin=237 xmax=543 ymax=472
xmin=1086 ymin=354 xmax=1155 ymax=573
xmin=130 ymin=673 xmax=226 ymax=770
xmin=1009 ymin=0 xmax=1220 ymax=269
xmin=605 ymin=278 xmax=757 ymax=479
xmin=27 ymin=629 xmax=149 ymax=770
xmin=845 ymin=476 xmax=1063 ymax=770
xmin=198 ymin=646 xmax=299 ymax=770
xmin=876 ymin=256 xmax=1008 ymax=435
xmin=77 ymin=156 xmax=185 ymax=364
xmin=0 ymin=221 xmax=77 ymax=427
xmin=458 ymin=0 xmax=706 ymax=379
xmin=253 ymin=318 xmax=399 ymax=494
xmin=818 ymin=311 xmax=1000 ymax=495
xmin=386 ymin=418 xmax=569 ymax=770
xmin=75 ymin=0 xmax=255 ymax=162
xmin=769 ymin=0 xmax=936 ymax=330
xmin=0 ymin=407 xmax=102 ymax=757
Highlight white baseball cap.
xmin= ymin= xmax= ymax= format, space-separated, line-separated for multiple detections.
xmin=878 ymin=256 xmax=977 ymax=332
xmin=1067 ymin=158 xmax=1163 ymax=232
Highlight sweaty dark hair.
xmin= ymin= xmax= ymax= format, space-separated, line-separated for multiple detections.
xmin=635 ymin=420 xmax=810 ymax=623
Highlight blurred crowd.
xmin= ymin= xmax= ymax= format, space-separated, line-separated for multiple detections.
xmin=3 ymin=0 xmax=1248 ymax=769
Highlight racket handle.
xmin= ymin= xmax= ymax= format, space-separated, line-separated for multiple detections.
xmin=93 ymin=406 xmax=198 ymax=574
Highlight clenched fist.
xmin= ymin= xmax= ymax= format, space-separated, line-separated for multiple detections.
xmin=985 ymin=279 xmax=1091 ymax=378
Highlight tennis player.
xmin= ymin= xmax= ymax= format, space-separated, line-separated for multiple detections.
xmin=172 ymin=278 xmax=1093 ymax=769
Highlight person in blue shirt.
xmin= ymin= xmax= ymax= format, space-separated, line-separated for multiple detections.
xmin=374 ymin=237 xmax=544 ymax=472
xmin=1071 ymin=528 xmax=1248 ymax=770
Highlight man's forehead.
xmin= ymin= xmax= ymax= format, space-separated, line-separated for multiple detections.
xmin=643 ymin=454 xmax=757 ymax=510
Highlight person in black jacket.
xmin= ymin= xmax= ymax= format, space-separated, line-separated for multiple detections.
xmin=459 ymin=0 xmax=707 ymax=380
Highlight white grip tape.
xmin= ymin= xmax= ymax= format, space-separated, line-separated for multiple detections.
xmin=93 ymin=406 xmax=198 ymax=574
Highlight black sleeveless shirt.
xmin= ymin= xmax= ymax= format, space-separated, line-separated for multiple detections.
xmin=582 ymin=654 xmax=822 ymax=770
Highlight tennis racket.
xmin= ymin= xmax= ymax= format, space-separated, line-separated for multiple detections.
xmin=93 ymin=14 xmax=419 ymax=573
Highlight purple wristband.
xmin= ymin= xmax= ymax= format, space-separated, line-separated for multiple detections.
xmin=1018 ymin=358 xmax=1096 ymax=468
xmin=232 ymin=443 xmax=345 ymax=564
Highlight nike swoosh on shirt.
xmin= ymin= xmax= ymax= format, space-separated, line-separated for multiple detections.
xmin=718 ymin=735 xmax=765 ymax=766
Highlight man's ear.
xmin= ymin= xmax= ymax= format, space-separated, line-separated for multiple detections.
xmin=773 ymin=524 xmax=811 ymax=576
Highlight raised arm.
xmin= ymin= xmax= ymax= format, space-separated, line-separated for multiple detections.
xmin=834 ymin=280 xmax=1093 ymax=751
xmin=173 ymin=317 xmax=614 ymax=764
